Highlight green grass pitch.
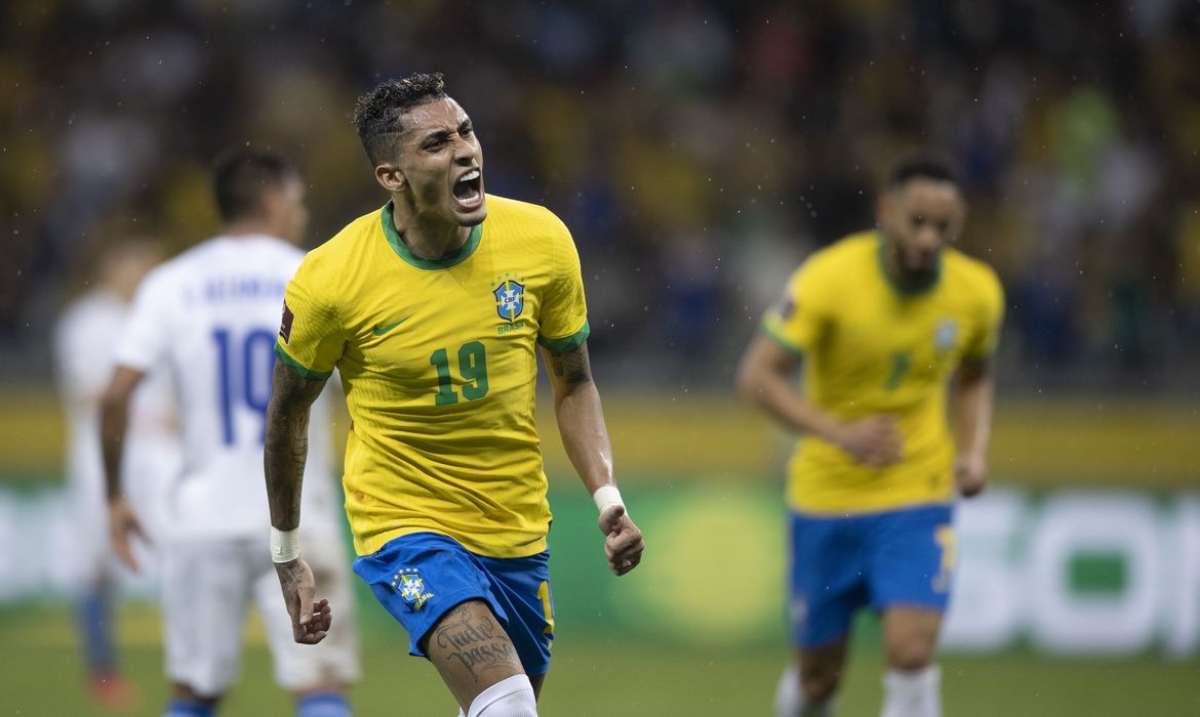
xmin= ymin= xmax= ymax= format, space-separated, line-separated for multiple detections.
xmin=2 ymin=605 xmax=1197 ymax=716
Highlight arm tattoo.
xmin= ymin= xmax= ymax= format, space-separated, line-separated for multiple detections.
xmin=264 ymin=361 xmax=326 ymax=530
xmin=550 ymin=344 xmax=591 ymax=385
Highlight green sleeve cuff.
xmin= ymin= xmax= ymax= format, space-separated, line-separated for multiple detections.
xmin=761 ymin=320 xmax=804 ymax=359
xmin=960 ymin=350 xmax=995 ymax=365
xmin=274 ymin=343 xmax=333 ymax=381
xmin=538 ymin=320 xmax=590 ymax=353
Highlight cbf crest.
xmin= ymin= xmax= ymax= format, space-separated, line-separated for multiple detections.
xmin=934 ymin=319 xmax=958 ymax=353
xmin=392 ymin=568 xmax=434 ymax=610
xmin=493 ymin=274 xmax=526 ymax=323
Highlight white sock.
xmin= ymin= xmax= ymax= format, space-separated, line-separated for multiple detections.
xmin=466 ymin=674 xmax=537 ymax=717
xmin=881 ymin=665 xmax=940 ymax=717
xmin=775 ymin=664 xmax=833 ymax=717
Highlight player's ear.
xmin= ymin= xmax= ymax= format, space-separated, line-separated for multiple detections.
xmin=374 ymin=164 xmax=406 ymax=193
xmin=874 ymin=192 xmax=891 ymax=227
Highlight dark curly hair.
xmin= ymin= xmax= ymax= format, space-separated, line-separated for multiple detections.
xmin=888 ymin=151 xmax=959 ymax=189
xmin=353 ymin=72 xmax=448 ymax=165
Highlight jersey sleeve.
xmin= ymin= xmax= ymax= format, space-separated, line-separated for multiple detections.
xmin=761 ymin=259 xmax=827 ymax=357
xmin=53 ymin=303 xmax=109 ymax=402
xmin=274 ymin=260 xmax=346 ymax=380
xmin=113 ymin=269 xmax=173 ymax=373
xmin=536 ymin=217 xmax=589 ymax=353
xmin=962 ymin=267 xmax=1005 ymax=361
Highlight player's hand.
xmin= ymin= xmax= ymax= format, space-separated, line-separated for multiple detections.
xmin=834 ymin=416 xmax=903 ymax=468
xmin=107 ymin=497 xmax=149 ymax=571
xmin=274 ymin=558 xmax=331 ymax=644
xmin=955 ymin=452 xmax=987 ymax=498
xmin=598 ymin=505 xmax=644 ymax=577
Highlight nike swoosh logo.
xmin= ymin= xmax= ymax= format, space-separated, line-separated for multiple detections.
xmin=372 ymin=317 xmax=410 ymax=336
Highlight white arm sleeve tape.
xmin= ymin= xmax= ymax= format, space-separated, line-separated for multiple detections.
xmin=270 ymin=527 xmax=301 ymax=563
xmin=592 ymin=485 xmax=625 ymax=515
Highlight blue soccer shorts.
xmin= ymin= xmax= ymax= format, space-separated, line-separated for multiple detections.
xmin=787 ymin=503 xmax=955 ymax=648
xmin=352 ymin=532 xmax=555 ymax=676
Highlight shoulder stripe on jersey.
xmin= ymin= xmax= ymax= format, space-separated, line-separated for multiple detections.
xmin=761 ymin=320 xmax=804 ymax=359
xmin=273 ymin=343 xmax=333 ymax=381
xmin=537 ymin=320 xmax=590 ymax=353
xmin=960 ymin=349 xmax=995 ymax=364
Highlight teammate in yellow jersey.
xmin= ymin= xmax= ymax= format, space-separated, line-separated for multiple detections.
xmin=736 ymin=154 xmax=1004 ymax=717
xmin=264 ymin=72 xmax=645 ymax=717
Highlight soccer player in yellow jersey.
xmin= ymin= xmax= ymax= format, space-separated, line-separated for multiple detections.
xmin=736 ymin=155 xmax=1003 ymax=717
xmin=263 ymin=72 xmax=645 ymax=717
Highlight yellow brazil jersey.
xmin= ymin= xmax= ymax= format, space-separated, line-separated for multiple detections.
xmin=762 ymin=231 xmax=1004 ymax=515
xmin=276 ymin=195 xmax=589 ymax=559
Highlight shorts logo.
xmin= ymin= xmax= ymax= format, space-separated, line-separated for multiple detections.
xmin=393 ymin=568 xmax=434 ymax=610
xmin=493 ymin=275 xmax=525 ymax=323
xmin=279 ymin=301 xmax=295 ymax=343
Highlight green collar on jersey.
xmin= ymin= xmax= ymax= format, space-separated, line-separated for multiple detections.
xmin=875 ymin=231 xmax=943 ymax=297
xmin=381 ymin=201 xmax=483 ymax=270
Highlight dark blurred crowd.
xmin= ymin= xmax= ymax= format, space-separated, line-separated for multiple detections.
xmin=4 ymin=0 xmax=1200 ymax=390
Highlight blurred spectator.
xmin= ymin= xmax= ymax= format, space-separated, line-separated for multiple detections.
xmin=6 ymin=0 xmax=1200 ymax=390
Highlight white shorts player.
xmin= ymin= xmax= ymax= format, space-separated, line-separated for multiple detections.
xmin=114 ymin=234 xmax=359 ymax=697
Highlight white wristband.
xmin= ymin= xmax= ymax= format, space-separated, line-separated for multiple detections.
xmin=270 ymin=527 xmax=301 ymax=563
xmin=592 ymin=485 xmax=625 ymax=515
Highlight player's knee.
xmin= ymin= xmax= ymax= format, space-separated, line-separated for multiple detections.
xmin=799 ymin=664 xmax=841 ymax=703
xmin=466 ymin=674 xmax=537 ymax=717
xmin=799 ymin=675 xmax=839 ymax=704
xmin=885 ymin=640 xmax=936 ymax=671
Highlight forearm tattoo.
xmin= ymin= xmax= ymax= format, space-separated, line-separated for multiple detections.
xmin=431 ymin=610 xmax=518 ymax=683
xmin=264 ymin=362 xmax=324 ymax=529
xmin=550 ymin=344 xmax=591 ymax=385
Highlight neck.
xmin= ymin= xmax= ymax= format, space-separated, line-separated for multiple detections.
xmin=105 ymin=282 xmax=138 ymax=303
xmin=223 ymin=218 xmax=276 ymax=239
xmin=881 ymin=238 xmax=938 ymax=293
xmin=883 ymin=253 xmax=912 ymax=289
xmin=391 ymin=201 xmax=470 ymax=260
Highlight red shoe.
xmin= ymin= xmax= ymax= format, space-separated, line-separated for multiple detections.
xmin=89 ymin=672 xmax=142 ymax=714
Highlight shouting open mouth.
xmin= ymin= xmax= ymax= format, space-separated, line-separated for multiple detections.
xmin=453 ymin=168 xmax=483 ymax=211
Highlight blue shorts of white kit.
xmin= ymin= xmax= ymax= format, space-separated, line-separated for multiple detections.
xmin=787 ymin=504 xmax=955 ymax=649
xmin=353 ymin=532 xmax=554 ymax=676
